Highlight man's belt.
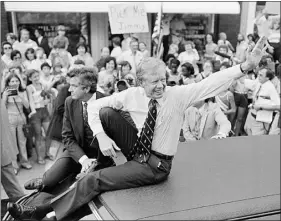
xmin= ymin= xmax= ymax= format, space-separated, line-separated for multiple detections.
xmin=151 ymin=150 xmax=174 ymax=161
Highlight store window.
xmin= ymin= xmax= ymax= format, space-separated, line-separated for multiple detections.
xmin=16 ymin=12 xmax=90 ymax=55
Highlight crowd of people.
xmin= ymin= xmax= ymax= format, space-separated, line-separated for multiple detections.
xmin=1 ymin=17 xmax=280 ymax=182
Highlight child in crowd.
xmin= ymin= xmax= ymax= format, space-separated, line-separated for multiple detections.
xmin=139 ymin=42 xmax=149 ymax=58
xmin=26 ymin=69 xmax=53 ymax=164
xmin=53 ymin=25 xmax=69 ymax=50
xmin=23 ymin=48 xmax=36 ymax=70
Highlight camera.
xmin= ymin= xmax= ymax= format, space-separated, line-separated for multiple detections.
xmin=7 ymin=86 xmax=18 ymax=96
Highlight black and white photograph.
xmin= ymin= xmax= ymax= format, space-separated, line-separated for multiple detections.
xmin=0 ymin=1 xmax=280 ymax=220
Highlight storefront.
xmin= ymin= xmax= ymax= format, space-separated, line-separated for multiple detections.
xmin=4 ymin=2 xmax=240 ymax=61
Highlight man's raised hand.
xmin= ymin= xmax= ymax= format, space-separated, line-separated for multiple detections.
xmin=241 ymin=36 xmax=268 ymax=72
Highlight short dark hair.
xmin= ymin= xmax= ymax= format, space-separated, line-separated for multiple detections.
xmin=164 ymin=54 xmax=176 ymax=63
xmin=260 ymin=68 xmax=275 ymax=80
xmin=206 ymin=33 xmax=215 ymax=42
xmin=74 ymin=59 xmax=85 ymax=65
xmin=6 ymin=33 xmax=18 ymax=41
xmin=103 ymin=56 xmax=117 ymax=69
xmin=181 ymin=62 xmax=194 ymax=76
xmin=67 ymin=68 xmax=81 ymax=78
xmin=10 ymin=50 xmax=21 ymax=60
xmin=76 ymin=68 xmax=98 ymax=94
xmin=2 ymin=41 xmax=12 ymax=49
xmin=170 ymin=58 xmax=180 ymax=67
xmin=8 ymin=64 xmax=23 ymax=73
xmin=4 ymin=72 xmax=25 ymax=92
xmin=25 ymin=48 xmax=36 ymax=60
xmin=36 ymin=28 xmax=44 ymax=36
xmin=76 ymin=42 xmax=88 ymax=53
xmin=41 ymin=62 xmax=51 ymax=70
xmin=26 ymin=69 xmax=39 ymax=84
xmin=120 ymin=61 xmax=132 ymax=70
xmin=112 ymin=37 xmax=121 ymax=46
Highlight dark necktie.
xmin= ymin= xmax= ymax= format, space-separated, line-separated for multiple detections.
xmin=83 ymin=102 xmax=89 ymax=125
xmin=128 ymin=99 xmax=158 ymax=162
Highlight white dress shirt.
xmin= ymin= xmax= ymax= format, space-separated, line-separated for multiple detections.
xmin=88 ymin=65 xmax=244 ymax=156
xmin=111 ymin=46 xmax=122 ymax=59
xmin=117 ymin=50 xmax=143 ymax=75
xmin=79 ymin=93 xmax=97 ymax=164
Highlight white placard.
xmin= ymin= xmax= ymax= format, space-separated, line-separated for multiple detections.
xmin=108 ymin=2 xmax=149 ymax=34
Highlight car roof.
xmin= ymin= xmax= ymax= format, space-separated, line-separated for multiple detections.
xmin=98 ymin=135 xmax=280 ymax=220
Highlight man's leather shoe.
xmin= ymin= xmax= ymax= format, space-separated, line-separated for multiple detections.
xmin=24 ymin=178 xmax=43 ymax=190
xmin=7 ymin=202 xmax=38 ymax=221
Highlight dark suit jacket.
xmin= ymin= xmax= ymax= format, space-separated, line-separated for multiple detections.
xmin=46 ymin=84 xmax=70 ymax=141
xmin=61 ymin=92 xmax=105 ymax=162
xmin=37 ymin=36 xmax=51 ymax=57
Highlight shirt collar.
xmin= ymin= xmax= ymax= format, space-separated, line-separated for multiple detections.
xmin=82 ymin=93 xmax=97 ymax=106
xmin=138 ymin=87 xmax=164 ymax=108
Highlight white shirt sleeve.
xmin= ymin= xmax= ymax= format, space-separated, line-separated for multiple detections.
xmin=174 ymin=65 xmax=244 ymax=110
xmin=87 ymin=89 xmax=131 ymax=136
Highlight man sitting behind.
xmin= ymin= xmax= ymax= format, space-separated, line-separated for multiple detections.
xmin=23 ymin=68 xmax=115 ymax=192
xmin=182 ymin=97 xmax=231 ymax=141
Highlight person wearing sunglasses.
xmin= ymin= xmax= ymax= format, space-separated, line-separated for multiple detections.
xmin=1 ymin=41 xmax=13 ymax=66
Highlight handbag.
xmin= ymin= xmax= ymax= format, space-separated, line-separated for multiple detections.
xmin=13 ymin=98 xmax=34 ymax=138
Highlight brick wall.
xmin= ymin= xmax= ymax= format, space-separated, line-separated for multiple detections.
xmin=1 ymin=2 xmax=9 ymax=45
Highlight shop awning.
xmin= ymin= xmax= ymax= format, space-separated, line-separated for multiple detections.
xmin=4 ymin=2 xmax=240 ymax=14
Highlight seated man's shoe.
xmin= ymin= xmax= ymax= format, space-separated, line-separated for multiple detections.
xmin=7 ymin=202 xmax=39 ymax=221
xmin=95 ymin=158 xmax=116 ymax=171
xmin=24 ymin=178 xmax=43 ymax=190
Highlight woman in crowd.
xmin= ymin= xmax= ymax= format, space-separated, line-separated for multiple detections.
xmin=10 ymin=50 xmax=25 ymax=72
xmin=1 ymin=41 xmax=13 ymax=66
xmin=204 ymin=33 xmax=217 ymax=60
xmin=98 ymin=56 xmax=118 ymax=94
xmin=215 ymin=45 xmax=231 ymax=65
xmin=247 ymin=34 xmax=256 ymax=46
xmin=33 ymin=47 xmax=52 ymax=71
xmin=178 ymin=41 xmax=200 ymax=75
xmin=3 ymin=72 xmax=32 ymax=172
xmin=48 ymin=40 xmax=72 ymax=74
xmin=71 ymin=42 xmax=94 ymax=68
xmin=195 ymin=60 xmax=213 ymax=83
xmin=179 ymin=62 xmax=196 ymax=85
xmin=23 ymin=48 xmax=36 ymax=70
xmin=26 ymin=69 xmax=52 ymax=165
xmin=166 ymin=58 xmax=180 ymax=86
xmin=139 ymin=42 xmax=149 ymax=58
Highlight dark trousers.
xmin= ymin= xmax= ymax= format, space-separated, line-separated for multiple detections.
xmin=42 ymin=135 xmax=112 ymax=192
xmin=41 ymin=107 xmax=172 ymax=220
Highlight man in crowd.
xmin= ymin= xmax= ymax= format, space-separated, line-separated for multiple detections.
xmin=7 ymin=36 xmax=267 ymax=221
xmin=118 ymin=38 xmax=143 ymax=76
xmin=182 ymin=97 xmax=231 ymax=141
xmin=13 ymin=28 xmax=38 ymax=59
xmin=23 ymin=68 xmax=115 ymax=193
xmin=95 ymin=47 xmax=110 ymax=72
xmin=244 ymin=67 xmax=280 ymax=135
xmin=34 ymin=28 xmax=51 ymax=57
xmin=6 ymin=33 xmax=20 ymax=49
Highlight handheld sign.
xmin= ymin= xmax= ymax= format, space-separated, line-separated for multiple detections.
xmin=108 ymin=2 xmax=149 ymax=34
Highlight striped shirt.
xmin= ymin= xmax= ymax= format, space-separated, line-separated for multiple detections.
xmin=88 ymin=65 xmax=244 ymax=156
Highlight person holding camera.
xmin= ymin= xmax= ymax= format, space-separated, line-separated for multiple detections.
xmin=3 ymin=72 xmax=32 ymax=172
xmin=26 ymin=69 xmax=52 ymax=164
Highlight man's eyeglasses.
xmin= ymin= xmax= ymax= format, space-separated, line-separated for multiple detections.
xmin=14 ymin=57 xmax=21 ymax=60
xmin=4 ymin=47 xmax=12 ymax=50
